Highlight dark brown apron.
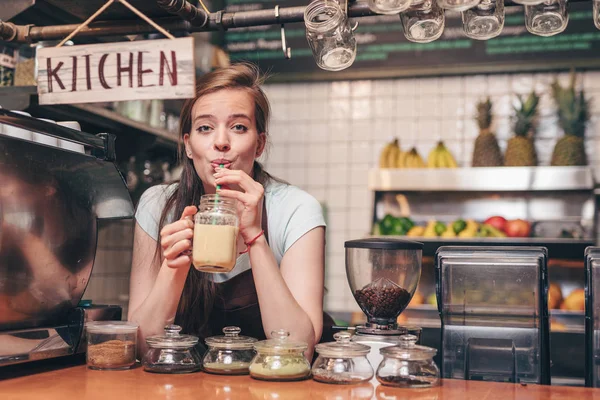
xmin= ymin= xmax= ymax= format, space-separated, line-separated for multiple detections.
xmin=207 ymin=203 xmax=335 ymax=343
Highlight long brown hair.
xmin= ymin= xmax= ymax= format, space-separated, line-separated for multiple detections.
xmin=157 ymin=63 xmax=276 ymax=336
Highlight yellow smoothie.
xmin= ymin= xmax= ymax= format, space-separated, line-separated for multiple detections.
xmin=192 ymin=224 xmax=238 ymax=272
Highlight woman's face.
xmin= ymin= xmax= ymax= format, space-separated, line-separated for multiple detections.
xmin=183 ymin=88 xmax=265 ymax=193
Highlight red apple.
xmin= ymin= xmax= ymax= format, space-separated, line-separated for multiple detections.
xmin=484 ymin=216 xmax=507 ymax=232
xmin=504 ymin=219 xmax=531 ymax=238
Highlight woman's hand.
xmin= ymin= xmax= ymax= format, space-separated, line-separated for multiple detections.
xmin=160 ymin=206 xmax=197 ymax=268
xmin=214 ymin=168 xmax=264 ymax=242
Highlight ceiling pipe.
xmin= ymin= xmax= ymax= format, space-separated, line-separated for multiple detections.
xmin=156 ymin=0 xmax=208 ymax=27
xmin=0 ymin=17 xmax=191 ymax=42
xmin=0 ymin=0 xmax=592 ymax=43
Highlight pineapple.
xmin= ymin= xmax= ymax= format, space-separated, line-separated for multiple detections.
xmin=472 ymin=97 xmax=503 ymax=167
xmin=505 ymin=91 xmax=539 ymax=167
xmin=550 ymin=71 xmax=590 ymax=166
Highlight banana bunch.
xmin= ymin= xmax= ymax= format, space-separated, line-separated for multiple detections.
xmin=427 ymin=141 xmax=458 ymax=169
xmin=399 ymin=148 xmax=426 ymax=168
xmin=379 ymin=139 xmax=403 ymax=168
xmin=406 ymin=226 xmax=425 ymax=237
xmin=440 ymin=222 xmax=457 ymax=238
xmin=458 ymin=219 xmax=479 ymax=238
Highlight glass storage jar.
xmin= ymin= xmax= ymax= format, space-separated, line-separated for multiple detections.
xmin=312 ymin=331 xmax=374 ymax=384
xmin=193 ymin=194 xmax=239 ymax=273
xmin=462 ymin=0 xmax=505 ymax=40
xmin=142 ymin=325 xmax=202 ymax=373
xmin=400 ymin=0 xmax=446 ymax=43
xmin=524 ymin=0 xmax=568 ymax=37
xmin=376 ymin=335 xmax=440 ymax=388
xmin=304 ymin=0 xmax=357 ymax=72
xmin=368 ymin=0 xmax=412 ymax=15
xmin=249 ymin=329 xmax=311 ymax=381
xmin=86 ymin=321 xmax=138 ymax=370
xmin=203 ymin=326 xmax=257 ymax=375
xmin=437 ymin=0 xmax=481 ymax=12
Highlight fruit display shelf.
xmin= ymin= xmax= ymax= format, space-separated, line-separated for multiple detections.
xmin=368 ymin=166 xmax=594 ymax=192
xmin=369 ymin=235 xmax=595 ymax=260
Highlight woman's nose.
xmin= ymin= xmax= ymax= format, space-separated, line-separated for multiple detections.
xmin=213 ymin=130 xmax=231 ymax=152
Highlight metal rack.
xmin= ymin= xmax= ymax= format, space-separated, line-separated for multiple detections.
xmin=0 ymin=86 xmax=177 ymax=162
xmin=0 ymin=0 xmax=595 ymax=42
xmin=368 ymin=166 xmax=598 ymax=259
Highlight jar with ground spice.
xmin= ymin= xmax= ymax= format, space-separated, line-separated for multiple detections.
xmin=249 ymin=329 xmax=311 ymax=381
xmin=376 ymin=334 xmax=440 ymax=388
xmin=142 ymin=325 xmax=202 ymax=373
xmin=312 ymin=331 xmax=374 ymax=384
xmin=86 ymin=321 xmax=138 ymax=370
xmin=203 ymin=326 xmax=257 ymax=375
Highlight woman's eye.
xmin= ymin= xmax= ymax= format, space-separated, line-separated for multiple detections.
xmin=232 ymin=124 xmax=248 ymax=133
xmin=196 ymin=125 xmax=212 ymax=133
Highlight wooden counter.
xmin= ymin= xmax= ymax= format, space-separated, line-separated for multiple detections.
xmin=2 ymin=361 xmax=600 ymax=400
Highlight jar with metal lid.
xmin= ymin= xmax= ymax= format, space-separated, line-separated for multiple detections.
xmin=312 ymin=331 xmax=374 ymax=384
xmin=193 ymin=194 xmax=239 ymax=273
xmin=376 ymin=334 xmax=440 ymax=388
xmin=142 ymin=324 xmax=202 ymax=373
xmin=203 ymin=326 xmax=257 ymax=375
xmin=249 ymin=329 xmax=311 ymax=381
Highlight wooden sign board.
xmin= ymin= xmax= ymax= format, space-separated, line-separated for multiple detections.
xmin=37 ymin=37 xmax=196 ymax=105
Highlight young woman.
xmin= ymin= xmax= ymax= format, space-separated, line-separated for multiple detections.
xmin=128 ymin=63 xmax=331 ymax=356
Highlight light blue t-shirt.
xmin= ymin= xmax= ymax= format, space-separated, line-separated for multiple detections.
xmin=135 ymin=180 xmax=326 ymax=283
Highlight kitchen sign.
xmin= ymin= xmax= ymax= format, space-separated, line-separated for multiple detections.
xmin=36 ymin=37 xmax=196 ymax=105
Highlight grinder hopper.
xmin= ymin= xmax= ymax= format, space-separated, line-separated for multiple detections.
xmin=345 ymin=238 xmax=423 ymax=331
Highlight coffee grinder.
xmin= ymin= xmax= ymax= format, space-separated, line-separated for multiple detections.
xmin=344 ymin=238 xmax=423 ymax=369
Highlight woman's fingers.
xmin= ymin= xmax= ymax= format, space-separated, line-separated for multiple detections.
xmin=161 ymin=228 xmax=194 ymax=252
xmin=215 ymin=169 xmax=262 ymax=194
xmin=160 ymin=205 xmax=196 ymax=238
xmin=181 ymin=205 xmax=197 ymax=220
xmin=166 ymin=254 xmax=192 ymax=269
xmin=163 ymin=238 xmax=193 ymax=260
xmin=160 ymin=219 xmax=193 ymax=240
xmin=159 ymin=205 xmax=197 ymax=264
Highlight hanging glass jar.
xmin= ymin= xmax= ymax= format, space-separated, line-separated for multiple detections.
xmin=400 ymin=0 xmax=446 ymax=43
xmin=304 ymin=0 xmax=357 ymax=72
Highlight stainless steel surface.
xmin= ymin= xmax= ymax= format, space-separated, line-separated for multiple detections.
xmin=0 ymin=108 xmax=109 ymax=156
xmin=369 ymin=167 xmax=595 ymax=192
xmin=0 ymin=0 xmax=36 ymax=22
xmin=0 ymin=305 xmax=121 ymax=366
xmin=0 ymin=127 xmax=133 ymax=333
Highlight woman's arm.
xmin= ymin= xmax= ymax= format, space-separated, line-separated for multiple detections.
xmin=250 ymin=226 xmax=325 ymax=358
xmin=128 ymin=206 xmax=196 ymax=355
xmin=215 ymin=168 xmax=325 ymax=356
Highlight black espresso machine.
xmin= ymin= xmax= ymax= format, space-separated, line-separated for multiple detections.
xmin=0 ymin=109 xmax=133 ymax=365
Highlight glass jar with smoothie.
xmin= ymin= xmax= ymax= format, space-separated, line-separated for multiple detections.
xmin=193 ymin=194 xmax=239 ymax=273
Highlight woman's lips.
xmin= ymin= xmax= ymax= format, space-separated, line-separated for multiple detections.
xmin=211 ymin=160 xmax=232 ymax=169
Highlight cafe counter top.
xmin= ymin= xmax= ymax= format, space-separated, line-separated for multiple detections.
xmin=1 ymin=360 xmax=600 ymax=400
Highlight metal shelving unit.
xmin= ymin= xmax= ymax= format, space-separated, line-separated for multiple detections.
xmin=369 ymin=166 xmax=595 ymax=192
xmin=368 ymin=166 xmax=598 ymax=259
xmin=0 ymin=85 xmax=178 ymax=162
